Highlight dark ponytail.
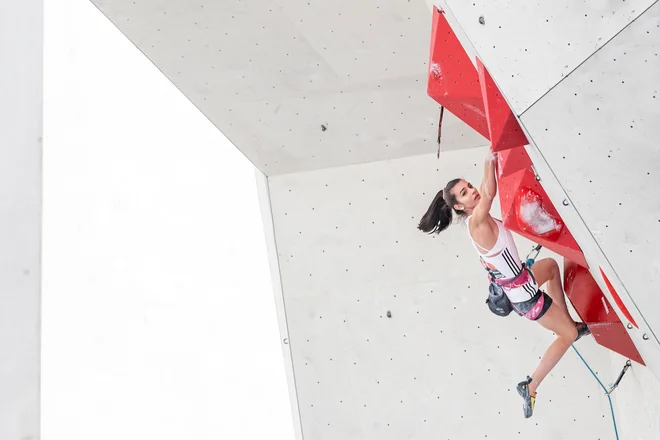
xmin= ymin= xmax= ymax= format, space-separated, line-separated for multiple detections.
xmin=417 ymin=178 xmax=463 ymax=235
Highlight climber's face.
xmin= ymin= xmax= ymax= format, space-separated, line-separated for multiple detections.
xmin=451 ymin=180 xmax=481 ymax=212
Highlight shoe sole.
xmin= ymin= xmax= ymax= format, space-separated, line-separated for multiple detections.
xmin=517 ymin=382 xmax=534 ymax=418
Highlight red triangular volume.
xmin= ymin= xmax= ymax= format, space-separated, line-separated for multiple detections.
xmin=497 ymin=146 xmax=532 ymax=179
xmin=427 ymin=7 xmax=490 ymax=140
xmin=564 ymin=261 xmax=644 ymax=365
xmin=476 ymin=58 xmax=528 ymax=152
xmin=497 ymin=167 xmax=588 ymax=268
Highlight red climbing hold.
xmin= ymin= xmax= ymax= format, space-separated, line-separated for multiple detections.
xmin=514 ymin=186 xmax=564 ymax=240
xmin=476 ymin=58 xmax=529 ymax=152
xmin=498 ymin=166 xmax=588 ymax=268
xmin=427 ymin=7 xmax=490 ymax=140
xmin=564 ymin=260 xmax=645 ymax=365
xmin=496 ymin=146 xmax=532 ymax=179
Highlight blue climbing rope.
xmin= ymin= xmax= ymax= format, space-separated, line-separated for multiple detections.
xmin=525 ymin=245 xmax=619 ymax=440
xmin=571 ymin=345 xmax=619 ymax=440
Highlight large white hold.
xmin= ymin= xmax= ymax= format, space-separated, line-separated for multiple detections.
xmin=517 ymin=189 xmax=563 ymax=236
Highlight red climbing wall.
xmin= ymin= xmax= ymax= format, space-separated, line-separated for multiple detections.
xmin=427 ymin=7 xmax=489 ymax=140
xmin=476 ymin=59 xmax=528 ymax=152
xmin=564 ymin=260 xmax=645 ymax=365
xmin=427 ymin=12 xmax=530 ymax=153
xmin=496 ymin=146 xmax=532 ymax=179
xmin=428 ymin=11 xmax=588 ymax=268
xmin=497 ymin=162 xmax=588 ymax=268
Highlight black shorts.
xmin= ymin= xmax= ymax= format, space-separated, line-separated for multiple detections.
xmin=511 ymin=290 xmax=553 ymax=321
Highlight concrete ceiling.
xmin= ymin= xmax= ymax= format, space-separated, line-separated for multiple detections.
xmin=92 ymin=0 xmax=487 ymax=176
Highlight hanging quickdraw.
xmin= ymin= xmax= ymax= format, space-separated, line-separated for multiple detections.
xmin=525 ymin=244 xmax=543 ymax=268
xmin=437 ymin=105 xmax=444 ymax=159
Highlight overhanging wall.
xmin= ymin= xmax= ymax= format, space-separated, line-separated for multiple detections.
xmin=90 ymin=0 xmax=485 ymax=176
xmin=264 ymin=148 xmax=620 ymax=439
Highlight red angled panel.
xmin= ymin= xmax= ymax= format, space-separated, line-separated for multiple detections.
xmin=427 ymin=7 xmax=490 ymax=139
xmin=497 ymin=146 xmax=532 ymax=179
xmin=498 ymin=166 xmax=588 ymax=268
xmin=564 ymin=260 xmax=645 ymax=365
xmin=476 ymin=58 xmax=528 ymax=152
xmin=600 ymin=268 xmax=639 ymax=329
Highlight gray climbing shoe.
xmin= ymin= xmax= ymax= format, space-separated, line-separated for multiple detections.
xmin=574 ymin=322 xmax=591 ymax=342
xmin=516 ymin=376 xmax=536 ymax=418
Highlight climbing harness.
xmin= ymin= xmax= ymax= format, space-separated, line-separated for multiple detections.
xmin=524 ymin=244 xmax=543 ymax=268
xmin=486 ymin=245 xmax=542 ymax=317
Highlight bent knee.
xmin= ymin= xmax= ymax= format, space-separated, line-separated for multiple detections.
xmin=559 ymin=325 xmax=578 ymax=342
xmin=533 ymin=258 xmax=560 ymax=282
xmin=546 ymin=258 xmax=560 ymax=275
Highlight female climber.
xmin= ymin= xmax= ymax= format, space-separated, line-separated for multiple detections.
xmin=417 ymin=150 xmax=590 ymax=418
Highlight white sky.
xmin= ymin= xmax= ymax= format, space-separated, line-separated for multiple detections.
xmin=42 ymin=1 xmax=295 ymax=438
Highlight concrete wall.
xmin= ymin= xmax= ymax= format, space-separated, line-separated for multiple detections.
xmin=0 ymin=1 xmax=42 ymax=439
xmin=440 ymin=0 xmax=657 ymax=115
xmin=90 ymin=0 xmax=486 ymax=176
xmin=520 ymin=1 xmax=660 ymax=352
xmin=608 ymin=349 xmax=660 ymax=439
xmin=265 ymin=149 xmax=638 ymax=439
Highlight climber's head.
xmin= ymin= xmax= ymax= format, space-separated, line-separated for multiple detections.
xmin=450 ymin=179 xmax=481 ymax=213
xmin=418 ymin=178 xmax=481 ymax=234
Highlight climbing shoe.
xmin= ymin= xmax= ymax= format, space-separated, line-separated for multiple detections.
xmin=574 ymin=322 xmax=591 ymax=342
xmin=516 ymin=376 xmax=536 ymax=418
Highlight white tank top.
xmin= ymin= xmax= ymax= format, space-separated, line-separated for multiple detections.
xmin=466 ymin=216 xmax=538 ymax=302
